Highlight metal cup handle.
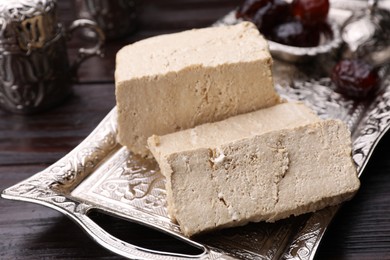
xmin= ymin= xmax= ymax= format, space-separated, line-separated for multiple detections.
xmin=66 ymin=19 xmax=105 ymax=77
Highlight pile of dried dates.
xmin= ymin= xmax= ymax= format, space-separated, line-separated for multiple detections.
xmin=236 ymin=0 xmax=330 ymax=47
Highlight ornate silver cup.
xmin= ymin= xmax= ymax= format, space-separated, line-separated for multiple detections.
xmin=0 ymin=0 xmax=105 ymax=114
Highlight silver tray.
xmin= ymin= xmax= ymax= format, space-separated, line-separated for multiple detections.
xmin=2 ymin=7 xmax=390 ymax=260
xmin=2 ymin=69 xmax=390 ymax=259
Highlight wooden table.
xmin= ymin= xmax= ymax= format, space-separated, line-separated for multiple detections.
xmin=1 ymin=1 xmax=389 ymax=259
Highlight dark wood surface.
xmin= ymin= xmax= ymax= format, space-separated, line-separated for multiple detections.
xmin=1 ymin=1 xmax=390 ymax=259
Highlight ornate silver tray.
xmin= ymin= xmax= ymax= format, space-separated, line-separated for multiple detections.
xmin=2 ymin=5 xmax=390 ymax=260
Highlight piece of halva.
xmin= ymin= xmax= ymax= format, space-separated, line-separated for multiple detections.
xmin=115 ymin=22 xmax=281 ymax=156
xmin=148 ymin=102 xmax=360 ymax=237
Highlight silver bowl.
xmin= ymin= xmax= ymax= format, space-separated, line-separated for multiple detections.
xmin=215 ymin=11 xmax=343 ymax=63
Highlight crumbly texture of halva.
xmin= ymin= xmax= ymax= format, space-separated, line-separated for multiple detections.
xmin=115 ymin=22 xmax=281 ymax=156
xmin=148 ymin=103 xmax=360 ymax=237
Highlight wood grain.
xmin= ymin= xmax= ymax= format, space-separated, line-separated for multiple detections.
xmin=0 ymin=0 xmax=389 ymax=259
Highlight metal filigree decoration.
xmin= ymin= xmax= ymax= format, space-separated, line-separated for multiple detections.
xmin=0 ymin=0 xmax=58 ymax=51
xmin=0 ymin=0 xmax=63 ymax=113
xmin=282 ymin=206 xmax=340 ymax=259
xmin=199 ymin=217 xmax=307 ymax=259
xmin=71 ymin=147 xmax=179 ymax=233
xmin=0 ymin=31 xmax=71 ymax=112
xmin=4 ymin=108 xmax=118 ymax=200
xmin=352 ymin=74 xmax=390 ymax=174
xmin=276 ymin=78 xmax=365 ymax=131
xmin=0 ymin=0 xmax=55 ymax=21
xmin=0 ymin=0 xmax=105 ymax=114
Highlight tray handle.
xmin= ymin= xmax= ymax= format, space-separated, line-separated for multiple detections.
xmin=1 ymin=184 xmax=223 ymax=260
xmin=65 ymin=206 xmax=214 ymax=260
